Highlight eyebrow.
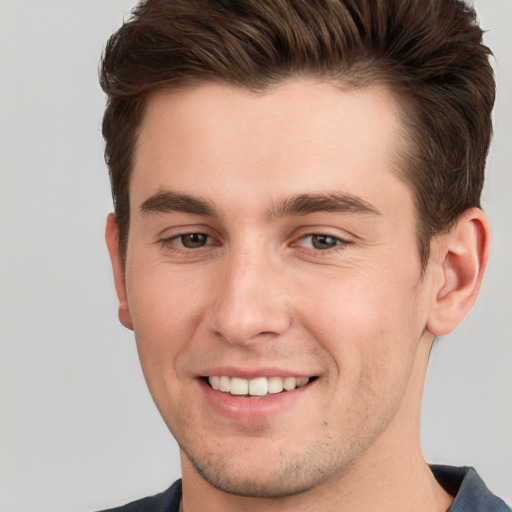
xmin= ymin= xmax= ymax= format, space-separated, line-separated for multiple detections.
xmin=140 ymin=190 xmax=218 ymax=217
xmin=139 ymin=190 xmax=381 ymax=219
xmin=269 ymin=192 xmax=381 ymax=218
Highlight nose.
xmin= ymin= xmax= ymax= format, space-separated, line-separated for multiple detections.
xmin=207 ymin=247 xmax=292 ymax=346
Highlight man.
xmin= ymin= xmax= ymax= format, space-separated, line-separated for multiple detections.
xmin=99 ymin=0 xmax=510 ymax=510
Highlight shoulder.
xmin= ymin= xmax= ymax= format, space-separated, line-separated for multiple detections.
xmin=95 ymin=479 xmax=182 ymax=512
xmin=431 ymin=465 xmax=510 ymax=512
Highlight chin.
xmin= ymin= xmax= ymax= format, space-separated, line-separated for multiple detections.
xmin=184 ymin=444 xmax=339 ymax=499
xmin=192 ymin=462 xmax=318 ymax=498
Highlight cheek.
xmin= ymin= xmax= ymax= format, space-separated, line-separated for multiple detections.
xmin=298 ymin=263 xmax=425 ymax=380
xmin=124 ymin=269 xmax=212 ymax=426
xmin=125 ymin=265 xmax=209 ymax=374
xmin=302 ymin=275 xmax=426 ymax=438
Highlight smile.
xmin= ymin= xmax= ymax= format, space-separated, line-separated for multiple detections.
xmin=207 ymin=376 xmax=314 ymax=396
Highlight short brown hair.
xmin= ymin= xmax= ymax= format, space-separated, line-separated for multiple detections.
xmin=100 ymin=0 xmax=495 ymax=268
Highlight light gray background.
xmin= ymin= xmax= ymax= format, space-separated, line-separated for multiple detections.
xmin=0 ymin=1 xmax=510 ymax=510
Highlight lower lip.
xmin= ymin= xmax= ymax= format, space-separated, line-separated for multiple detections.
xmin=198 ymin=379 xmax=314 ymax=422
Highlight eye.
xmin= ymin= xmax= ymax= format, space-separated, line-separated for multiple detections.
xmin=174 ymin=233 xmax=209 ymax=249
xmin=184 ymin=233 xmax=207 ymax=248
xmin=299 ymin=234 xmax=346 ymax=250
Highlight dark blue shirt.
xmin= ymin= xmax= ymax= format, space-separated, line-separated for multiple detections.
xmin=431 ymin=465 xmax=510 ymax=511
xmin=97 ymin=466 xmax=510 ymax=511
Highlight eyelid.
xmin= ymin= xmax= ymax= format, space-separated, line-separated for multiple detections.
xmin=157 ymin=223 xmax=217 ymax=239
xmin=291 ymin=225 xmax=354 ymax=242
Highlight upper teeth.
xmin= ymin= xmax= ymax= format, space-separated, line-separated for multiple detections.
xmin=208 ymin=376 xmax=310 ymax=396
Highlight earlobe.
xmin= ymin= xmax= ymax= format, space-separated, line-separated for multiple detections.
xmin=427 ymin=208 xmax=490 ymax=337
xmin=105 ymin=213 xmax=134 ymax=330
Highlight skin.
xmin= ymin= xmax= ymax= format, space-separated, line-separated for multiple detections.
xmin=106 ymin=80 xmax=490 ymax=512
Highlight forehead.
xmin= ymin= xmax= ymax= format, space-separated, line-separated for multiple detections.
xmin=131 ymin=79 xmax=410 ymax=214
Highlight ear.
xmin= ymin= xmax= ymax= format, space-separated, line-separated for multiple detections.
xmin=427 ymin=208 xmax=490 ymax=336
xmin=105 ymin=213 xmax=133 ymax=330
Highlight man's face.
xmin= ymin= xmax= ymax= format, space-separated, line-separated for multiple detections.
xmin=118 ymin=80 xmax=437 ymax=497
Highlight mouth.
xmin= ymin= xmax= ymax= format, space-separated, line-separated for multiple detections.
xmin=203 ymin=375 xmax=318 ymax=397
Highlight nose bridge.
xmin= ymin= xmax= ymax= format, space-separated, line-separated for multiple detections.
xmin=209 ymin=243 xmax=291 ymax=345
